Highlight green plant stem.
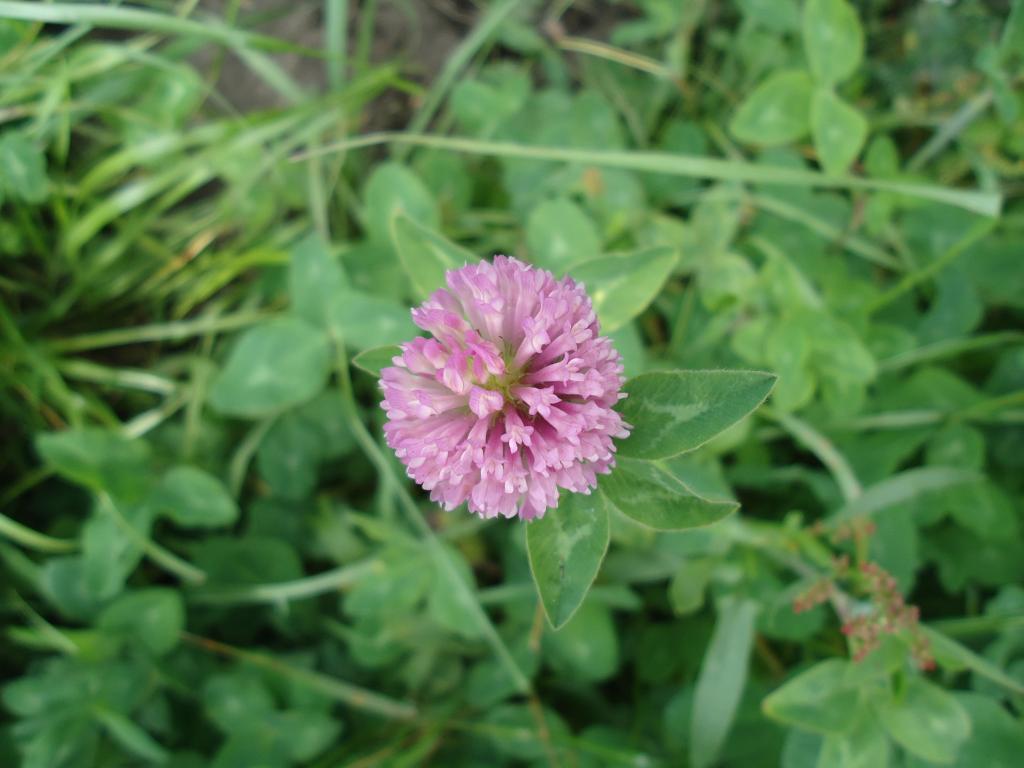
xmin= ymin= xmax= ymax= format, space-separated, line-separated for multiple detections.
xmin=0 ymin=514 xmax=77 ymax=553
xmin=8 ymin=590 xmax=79 ymax=656
xmin=333 ymin=347 xmax=532 ymax=696
xmin=867 ymin=218 xmax=996 ymax=313
xmin=878 ymin=331 xmax=1024 ymax=372
xmin=181 ymin=632 xmax=418 ymax=720
xmin=295 ymin=132 xmax=1002 ymax=216
xmin=190 ymin=559 xmax=381 ymax=605
xmin=99 ymin=493 xmax=206 ymax=585
xmin=762 ymin=408 xmax=862 ymax=503
xmin=907 ymin=90 xmax=994 ymax=171
xmin=56 ymin=359 xmax=178 ymax=395
xmin=49 ymin=310 xmax=273 ymax=352
xmin=749 ymin=193 xmax=900 ymax=270
xmin=929 ymin=613 xmax=1024 ymax=638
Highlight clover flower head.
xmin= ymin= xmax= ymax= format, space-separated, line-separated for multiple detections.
xmin=380 ymin=256 xmax=631 ymax=521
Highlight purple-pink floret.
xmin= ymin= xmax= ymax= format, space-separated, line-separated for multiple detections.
xmin=380 ymin=255 xmax=631 ymax=521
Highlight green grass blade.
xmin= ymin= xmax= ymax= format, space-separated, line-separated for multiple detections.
xmin=301 ymin=132 xmax=1002 ymax=216
xmin=0 ymin=1 xmax=316 ymax=54
xmin=399 ymin=0 xmax=520 ymax=147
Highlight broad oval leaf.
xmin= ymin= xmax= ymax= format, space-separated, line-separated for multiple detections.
xmin=362 ymin=162 xmax=440 ymax=245
xmin=34 ymin=428 xmax=151 ymax=500
xmin=730 ymin=71 xmax=813 ymax=146
xmin=527 ymin=490 xmax=611 ymax=629
xmin=762 ymin=659 xmax=861 ymax=735
xmin=288 ymin=232 xmax=345 ymax=328
xmin=571 ymin=246 xmax=678 ymax=333
xmin=811 ymin=89 xmax=868 ymax=176
xmin=151 ymin=465 xmax=238 ymax=528
xmin=543 ymin=601 xmax=620 ymax=683
xmin=325 ymin=289 xmax=417 ymax=350
xmin=208 ymin=317 xmax=330 ymax=418
xmin=526 ymin=197 xmax=601 ymax=274
xmin=601 ymin=458 xmax=738 ymax=531
xmin=618 ymin=370 xmax=776 ymax=460
xmin=803 ymin=0 xmax=864 ymax=87
xmin=690 ymin=598 xmax=760 ymax=768
xmin=879 ymin=677 xmax=971 ymax=764
xmin=951 ymin=693 xmax=1024 ymax=768
xmin=97 ymin=588 xmax=184 ymax=656
xmin=818 ymin=712 xmax=892 ymax=768
xmin=94 ymin=708 xmax=169 ymax=764
xmin=391 ymin=212 xmax=478 ymax=298
xmin=352 ymin=345 xmax=402 ymax=377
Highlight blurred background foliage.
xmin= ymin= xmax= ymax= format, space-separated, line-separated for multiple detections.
xmin=1 ymin=0 xmax=1023 ymax=766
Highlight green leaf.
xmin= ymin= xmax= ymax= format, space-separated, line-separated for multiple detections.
xmin=0 ymin=130 xmax=48 ymax=203
xmin=361 ymin=162 xmax=440 ymax=245
xmin=34 ymin=428 xmax=151 ymax=500
xmin=288 ymin=232 xmax=345 ymax=328
xmin=193 ymin=536 xmax=303 ymax=586
xmin=879 ymin=677 xmax=970 ymax=764
xmin=93 ymin=708 xmax=168 ymax=763
xmin=923 ymin=627 xmax=1024 ymax=696
xmin=669 ymin=558 xmax=714 ymax=615
xmin=543 ymin=601 xmax=619 ymax=683
xmin=208 ymin=317 xmax=330 ymax=418
xmin=391 ymin=212 xmax=477 ymax=299
xmin=97 ymin=588 xmax=185 ymax=656
xmin=254 ymin=391 xmax=354 ymax=500
xmin=525 ymin=197 xmax=601 ymax=274
xmin=690 ymin=598 xmax=759 ymax=768
xmin=352 ymin=345 xmax=401 ymax=377
xmin=269 ymin=710 xmax=342 ymax=762
xmin=730 ymin=71 xmax=814 ymax=146
xmin=40 ymin=556 xmax=106 ymax=621
xmin=527 ymin=490 xmax=611 ymax=629
xmin=763 ymin=659 xmax=862 ymax=734
xmin=802 ymin=0 xmax=864 ymax=86
xmin=737 ymin=0 xmax=800 ymax=31
xmin=81 ymin=509 xmax=147 ymax=602
xmin=817 ymin=713 xmax=891 ymax=768
xmin=601 ymin=458 xmax=738 ymax=531
xmin=255 ymin=414 xmax=321 ymax=500
xmin=618 ymin=370 xmax=776 ymax=460
xmin=325 ymin=289 xmax=417 ymax=350
xmin=203 ymin=671 xmax=276 ymax=734
xmin=151 ymin=466 xmax=238 ymax=528
xmin=948 ymin=693 xmax=1024 ymax=768
xmin=811 ymin=89 xmax=868 ymax=176
xmin=570 ymin=246 xmax=678 ymax=333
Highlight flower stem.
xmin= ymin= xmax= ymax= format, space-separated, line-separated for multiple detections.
xmin=334 ymin=346 xmax=532 ymax=696
xmin=99 ymin=493 xmax=206 ymax=586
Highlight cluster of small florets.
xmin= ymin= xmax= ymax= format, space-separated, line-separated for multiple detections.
xmin=792 ymin=556 xmax=849 ymax=613
xmin=821 ymin=519 xmax=877 ymax=544
xmin=841 ymin=562 xmax=934 ymax=670
xmin=380 ymin=256 xmax=630 ymax=521
xmin=792 ymin=578 xmax=834 ymax=614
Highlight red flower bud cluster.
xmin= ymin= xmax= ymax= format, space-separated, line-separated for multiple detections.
xmin=830 ymin=519 xmax=877 ymax=544
xmin=841 ymin=562 xmax=935 ymax=670
xmin=793 ymin=578 xmax=833 ymax=613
